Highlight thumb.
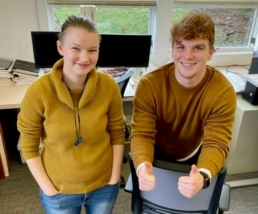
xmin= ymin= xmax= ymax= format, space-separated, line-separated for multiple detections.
xmin=189 ymin=164 xmax=199 ymax=177
xmin=144 ymin=161 xmax=153 ymax=175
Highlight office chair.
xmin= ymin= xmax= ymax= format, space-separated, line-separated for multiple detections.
xmin=115 ymin=68 xmax=134 ymax=188
xmin=125 ymin=152 xmax=230 ymax=214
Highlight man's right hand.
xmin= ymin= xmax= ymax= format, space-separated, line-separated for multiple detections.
xmin=138 ymin=161 xmax=156 ymax=191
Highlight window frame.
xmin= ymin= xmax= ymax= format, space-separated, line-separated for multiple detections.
xmin=150 ymin=0 xmax=258 ymax=67
xmin=37 ymin=0 xmax=258 ymax=67
xmin=172 ymin=3 xmax=258 ymax=53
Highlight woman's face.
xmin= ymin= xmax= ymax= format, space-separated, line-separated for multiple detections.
xmin=57 ymin=27 xmax=100 ymax=80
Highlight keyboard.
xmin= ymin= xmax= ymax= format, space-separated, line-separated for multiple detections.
xmin=221 ymin=71 xmax=247 ymax=93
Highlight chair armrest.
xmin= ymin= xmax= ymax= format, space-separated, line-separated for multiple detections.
xmin=219 ymin=184 xmax=230 ymax=211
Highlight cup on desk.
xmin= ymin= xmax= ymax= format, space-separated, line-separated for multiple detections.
xmin=131 ymin=67 xmax=147 ymax=83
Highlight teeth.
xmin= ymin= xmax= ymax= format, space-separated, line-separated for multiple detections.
xmin=182 ymin=63 xmax=195 ymax=66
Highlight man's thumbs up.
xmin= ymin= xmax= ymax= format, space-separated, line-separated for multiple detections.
xmin=189 ymin=164 xmax=199 ymax=178
xmin=178 ymin=164 xmax=204 ymax=198
xmin=138 ymin=161 xmax=156 ymax=191
xmin=144 ymin=161 xmax=153 ymax=175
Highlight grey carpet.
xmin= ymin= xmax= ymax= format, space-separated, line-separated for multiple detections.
xmin=1 ymin=143 xmax=258 ymax=214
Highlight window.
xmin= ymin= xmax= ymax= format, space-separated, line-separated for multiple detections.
xmin=150 ymin=0 xmax=258 ymax=67
xmin=38 ymin=0 xmax=258 ymax=67
xmin=51 ymin=7 xmax=151 ymax=34
xmin=172 ymin=8 xmax=256 ymax=48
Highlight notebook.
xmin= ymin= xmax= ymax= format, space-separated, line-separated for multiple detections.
xmin=12 ymin=60 xmax=39 ymax=76
xmin=0 ymin=58 xmax=13 ymax=70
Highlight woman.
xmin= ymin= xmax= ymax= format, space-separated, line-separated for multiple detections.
xmin=18 ymin=15 xmax=125 ymax=214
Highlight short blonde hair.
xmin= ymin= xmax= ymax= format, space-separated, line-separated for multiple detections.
xmin=59 ymin=15 xmax=101 ymax=43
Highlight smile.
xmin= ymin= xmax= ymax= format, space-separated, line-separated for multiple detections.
xmin=77 ymin=63 xmax=89 ymax=67
xmin=181 ymin=62 xmax=196 ymax=66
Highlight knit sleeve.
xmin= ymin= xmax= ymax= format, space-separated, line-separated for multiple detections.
xmin=198 ymin=85 xmax=237 ymax=178
xmin=107 ymin=78 xmax=126 ymax=145
xmin=130 ymin=77 xmax=156 ymax=169
xmin=17 ymin=81 xmax=44 ymax=160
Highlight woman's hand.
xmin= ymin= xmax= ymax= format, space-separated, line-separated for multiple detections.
xmin=44 ymin=187 xmax=59 ymax=196
xmin=107 ymin=175 xmax=120 ymax=185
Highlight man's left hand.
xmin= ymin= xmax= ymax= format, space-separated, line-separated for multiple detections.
xmin=178 ymin=164 xmax=204 ymax=198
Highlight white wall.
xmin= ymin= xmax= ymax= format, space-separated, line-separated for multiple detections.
xmin=0 ymin=0 xmax=40 ymax=62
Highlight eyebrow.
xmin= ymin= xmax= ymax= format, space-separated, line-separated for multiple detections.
xmin=175 ymin=43 xmax=207 ymax=48
xmin=70 ymin=43 xmax=99 ymax=49
xmin=195 ymin=44 xmax=206 ymax=47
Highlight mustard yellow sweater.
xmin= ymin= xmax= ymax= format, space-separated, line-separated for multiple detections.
xmin=130 ymin=62 xmax=236 ymax=178
xmin=18 ymin=59 xmax=125 ymax=194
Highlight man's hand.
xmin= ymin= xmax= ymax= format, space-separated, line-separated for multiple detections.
xmin=178 ymin=164 xmax=204 ymax=198
xmin=138 ymin=161 xmax=156 ymax=191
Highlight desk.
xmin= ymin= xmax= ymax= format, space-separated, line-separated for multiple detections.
xmin=0 ymin=84 xmax=30 ymax=109
xmin=123 ymin=79 xmax=136 ymax=101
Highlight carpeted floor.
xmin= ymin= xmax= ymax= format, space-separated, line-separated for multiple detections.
xmin=1 ymin=143 xmax=258 ymax=214
xmin=0 ymin=143 xmax=132 ymax=214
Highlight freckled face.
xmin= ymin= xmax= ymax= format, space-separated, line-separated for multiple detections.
xmin=57 ymin=27 xmax=100 ymax=79
xmin=172 ymin=38 xmax=214 ymax=87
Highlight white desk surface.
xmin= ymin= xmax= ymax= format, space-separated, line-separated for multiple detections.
xmin=0 ymin=84 xmax=30 ymax=109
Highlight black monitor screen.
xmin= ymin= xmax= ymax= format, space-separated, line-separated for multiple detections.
xmin=31 ymin=32 xmax=151 ymax=68
xmin=31 ymin=31 xmax=62 ymax=68
xmin=97 ymin=34 xmax=152 ymax=68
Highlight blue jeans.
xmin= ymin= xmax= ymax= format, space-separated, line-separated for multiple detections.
xmin=40 ymin=183 xmax=119 ymax=214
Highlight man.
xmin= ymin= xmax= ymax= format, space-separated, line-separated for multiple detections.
xmin=130 ymin=11 xmax=236 ymax=198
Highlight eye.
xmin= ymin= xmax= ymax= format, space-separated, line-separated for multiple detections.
xmin=89 ymin=49 xmax=98 ymax=53
xmin=72 ymin=47 xmax=79 ymax=51
xmin=176 ymin=45 xmax=184 ymax=50
xmin=195 ymin=46 xmax=204 ymax=50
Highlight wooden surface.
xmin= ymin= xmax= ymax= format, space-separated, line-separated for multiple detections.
xmin=0 ymin=122 xmax=9 ymax=179
xmin=0 ymin=84 xmax=30 ymax=109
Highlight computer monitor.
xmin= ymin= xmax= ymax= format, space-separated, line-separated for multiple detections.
xmin=31 ymin=31 xmax=62 ymax=69
xmin=97 ymin=34 xmax=152 ymax=68
xmin=31 ymin=32 xmax=152 ymax=68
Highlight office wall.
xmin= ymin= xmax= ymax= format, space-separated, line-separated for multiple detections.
xmin=0 ymin=0 xmax=39 ymax=62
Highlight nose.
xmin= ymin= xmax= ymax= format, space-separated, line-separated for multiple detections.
xmin=184 ymin=49 xmax=194 ymax=60
xmin=80 ymin=51 xmax=90 ymax=63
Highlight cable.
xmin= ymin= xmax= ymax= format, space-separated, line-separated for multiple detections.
xmin=225 ymin=64 xmax=249 ymax=76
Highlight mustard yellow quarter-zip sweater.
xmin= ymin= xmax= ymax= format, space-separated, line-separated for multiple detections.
xmin=130 ymin=62 xmax=237 ymax=178
xmin=18 ymin=59 xmax=125 ymax=194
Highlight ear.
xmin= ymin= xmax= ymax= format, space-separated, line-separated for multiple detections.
xmin=207 ymin=46 xmax=215 ymax=61
xmin=56 ymin=40 xmax=64 ymax=56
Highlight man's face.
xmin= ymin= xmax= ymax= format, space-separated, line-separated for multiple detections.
xmin=172 ymin=38 xmax=214 ymax=87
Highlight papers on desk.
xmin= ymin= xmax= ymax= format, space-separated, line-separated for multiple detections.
xmin=220 ymin=71 xmax=247 ymax=93
xmin=0 ymin=57 xmax=14 ymax=85
xmin=12 ymin=73 xmax=38 ymax=85
xmin=0 ymin=57 xmax=13 ymax=70
xmin=0 ymin=59 xmax=43 ymax=85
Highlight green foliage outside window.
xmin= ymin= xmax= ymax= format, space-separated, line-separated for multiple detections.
xmin=54 ymin=7 xmax=149 ymax=35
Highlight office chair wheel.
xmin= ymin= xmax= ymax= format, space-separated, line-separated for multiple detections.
xmin=120 ymin=175 xmax=126 ymax=188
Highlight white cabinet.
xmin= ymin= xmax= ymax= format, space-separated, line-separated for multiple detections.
xmin=225 ymin=95 xmax=258 ymax=174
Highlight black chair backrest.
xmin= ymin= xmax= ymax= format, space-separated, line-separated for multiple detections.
xmin=116 ymin=68 xmax=134 ymax=98
xmin=127 ymin=152 xmax=227 ymax=214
